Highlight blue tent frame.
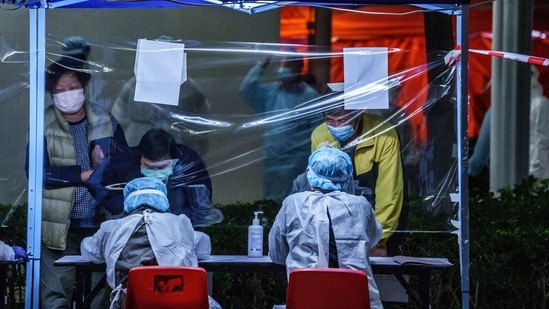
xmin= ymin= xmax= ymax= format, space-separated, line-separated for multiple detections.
xmin=24 ymin=1 xmax=470 ymax=308
xmin=24 ymin=0 xmax=469 ymax=9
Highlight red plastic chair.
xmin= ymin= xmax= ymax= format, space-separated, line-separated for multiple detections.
xmin=124 ymin=266 xmax=209 ymax=309
xmin=285 ymin=268 xmax=371 ymax=309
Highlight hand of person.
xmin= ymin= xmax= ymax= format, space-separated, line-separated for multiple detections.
xmin=81 ymin=170 xmax=94 ymax=183
xmin=261 ymin=55 xmax=272 ymax=69
xmin=369 ymin=245 xmax=387 ymax=257
xmin=91 ymin=144 xmax=105 ymax=167
xmin=12 ymin=246 xmax=28 ymax=262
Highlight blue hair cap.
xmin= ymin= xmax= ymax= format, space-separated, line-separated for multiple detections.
xmin=123 ymin=177 xmax=170 ymax=213
xmin=307 ymin=146 xmax=353 ymax=191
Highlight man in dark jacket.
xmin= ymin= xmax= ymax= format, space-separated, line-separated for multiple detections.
xmin=94 ymin=128 xmax=222 ymax=227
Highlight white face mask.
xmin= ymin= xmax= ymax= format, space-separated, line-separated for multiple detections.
xmin=53 ymin=89 xmax=85 ymax=114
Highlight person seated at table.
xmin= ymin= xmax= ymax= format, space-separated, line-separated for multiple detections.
xmin=268 ymin=146 xmax=383 ymax=309
xmin=80 ymin=177 xmax=221 ymax=309
xmin=0 ymin=241 xmax=28 ymax=262
xmin=93 ymin=128 xmax=223 ymax=227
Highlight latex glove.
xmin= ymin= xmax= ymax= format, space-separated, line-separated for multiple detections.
xmin=12 ymin=246 xmax=28 ymax=262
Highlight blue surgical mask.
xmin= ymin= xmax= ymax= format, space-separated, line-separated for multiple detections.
xmin=277 ymin=67 xmax=297 ymax=83
xmin=140 ymin=166 xmax=173 ymax=182
xmin=327 ymin=124 xmax=356 ymax=141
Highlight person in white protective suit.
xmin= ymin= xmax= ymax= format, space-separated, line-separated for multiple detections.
xmin=469 ymin=65 xmax=549 ymax=183
xmin=80 ymin=177 xmax=221 ymax=309
xmin=268 ymin=146 xmax=383 ymax=309
xmin=529 ymin=66 xmax=549 ymax=180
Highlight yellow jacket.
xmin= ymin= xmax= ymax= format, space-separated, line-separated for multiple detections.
xmin=311 ymin=113 xmax=403 ymax=245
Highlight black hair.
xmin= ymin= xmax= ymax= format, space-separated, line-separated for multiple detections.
xmin=284 ymin=56 xmax=304 ymax=68
xmin=138 ymin=129 xmax=178 ymax=160
xmin=45 ymin=56 xmax=91 ymax=94
xmin=281 ymin=48 xmax=304 ymax=70
xmin=322 ymin=101 xmax=345 ymax=117
xmin=314 ymin=91 xmax=346 ymax=117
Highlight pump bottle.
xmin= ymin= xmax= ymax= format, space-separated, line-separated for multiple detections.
xmin=247 ymin=211 xmax=264 ymax=257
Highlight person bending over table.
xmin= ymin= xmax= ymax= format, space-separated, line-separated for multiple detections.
xmin=268 ymin=146 xmax=383 ymax=309
xmin=310 ymin=104 xmax=405 ymax=257
xmin=81 ymin=177 xmax=221 ymax=309
xmin=93 ymin=128 xmax=223 ymax=227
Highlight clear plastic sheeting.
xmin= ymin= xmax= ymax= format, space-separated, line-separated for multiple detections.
xmin=0 ymin=34 xmax=31 ymax=226
xmin=0 ymin=6 xmax=464 ymax=237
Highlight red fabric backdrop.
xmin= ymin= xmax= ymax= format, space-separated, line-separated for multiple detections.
xmin=280 ymin=3 xmax=549 ymax=140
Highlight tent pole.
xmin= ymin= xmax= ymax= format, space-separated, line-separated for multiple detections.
xmin=491 ymin=0 xmax=533 ymax=191
xmin=26 ymin=7 xmax=46 ymax=309
xmin=456 ymin=5 xmax=470 ymax=309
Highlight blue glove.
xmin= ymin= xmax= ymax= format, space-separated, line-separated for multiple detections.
xmin=12 ymin=246 xmax=28 ymax=262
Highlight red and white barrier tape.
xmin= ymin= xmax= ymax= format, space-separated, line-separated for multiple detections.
xmin=444 ymin=48 xmax=549 ymax=66
xmin=479 ymin=29 xmax=549 ymax=41
xmin=470 ymin=49 xmax=549 ymax=66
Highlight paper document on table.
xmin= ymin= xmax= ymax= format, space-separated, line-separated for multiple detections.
xmin=199 ymin=255 xmax=273 ymax=263
xmin=393 ymin=256 xmax=452 ymax=266
xmin=200 ymin=255 xmax=236 ymax=262
xmin=56 ymin=255 xmax=91 ymax=263
xmin=134 ymin=38 xmax=187 ymax=106
xmin=327 ymin=82 xmax=344 ymax=92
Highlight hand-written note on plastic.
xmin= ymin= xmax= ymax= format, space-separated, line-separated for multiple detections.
xmin=343 ymin=47 xmax=389 ymax=110
xmin=134 ymin=39 xmax=187 ymax=106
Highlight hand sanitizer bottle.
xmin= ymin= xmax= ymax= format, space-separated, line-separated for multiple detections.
xmin=248 ymin=211 xmax=264 ymax=257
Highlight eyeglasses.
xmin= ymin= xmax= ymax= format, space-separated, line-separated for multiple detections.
xmin=140 ymin=157 xmax=172 ymax=170
xmin=325 ymin=115 xmax=355 ymax=127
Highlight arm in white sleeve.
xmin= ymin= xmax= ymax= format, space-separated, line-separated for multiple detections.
xmin=370 ymin=221 xmax=383 ymax=250
xmin=268 ymin=207 xmax=289 ymax=265
xmin=194 ymin=231 xmax=212 ymax=260
xmin=530 ymin=96 xmax=549 ymax=179
xmin=0 ymin=241 xmax=15 ymax=261
xmin=80 ymin=228 xmax=107 ymax=264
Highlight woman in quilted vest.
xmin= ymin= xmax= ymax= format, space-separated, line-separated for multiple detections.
xmin=25 ymin=37 xmax=127 ymax=308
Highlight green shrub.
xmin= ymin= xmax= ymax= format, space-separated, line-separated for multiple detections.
xmin=0 ymin=204 xmax=28 ymax=308
xmin=0 ymin=204 xmax=27 ymax=248
xmin=399 ymin=177 xmax=549 ymax=309
xmin=467 ymin=177 xmax=549 ymax=308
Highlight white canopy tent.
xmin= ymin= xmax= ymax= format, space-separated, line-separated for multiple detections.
xmin=20 ymin=1 xmax=471 ymax=308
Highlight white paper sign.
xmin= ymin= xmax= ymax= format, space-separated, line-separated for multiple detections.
xmin=134 ymin=39 xmax=187 ymax=106
xmin=327 ymin=82 xmax=344 ymax=92
xmin=343 ymin=47 xmax=389 ymax=110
